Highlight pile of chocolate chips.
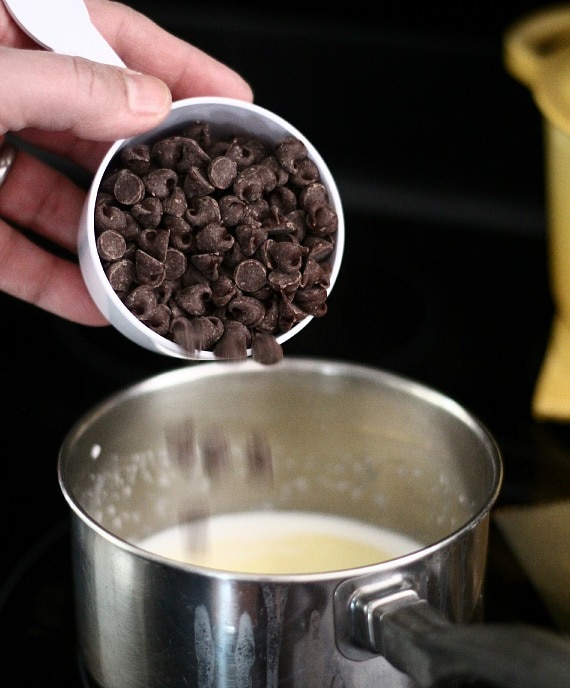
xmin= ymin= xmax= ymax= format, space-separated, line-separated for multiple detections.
xmin=94 ymin=121 xmax=338 ymax=365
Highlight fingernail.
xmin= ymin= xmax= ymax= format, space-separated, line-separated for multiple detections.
xmin=125 ymin=72 xmax=172 ymax=116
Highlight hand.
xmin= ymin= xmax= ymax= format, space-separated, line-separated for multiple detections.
xmin=0 ymin=0 xmax=253 ymax=325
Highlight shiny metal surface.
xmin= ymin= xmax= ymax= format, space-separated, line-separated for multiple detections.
xmin=58 ymin=357 xmax=502 ymax=688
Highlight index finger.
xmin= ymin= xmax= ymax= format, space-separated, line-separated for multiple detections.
xmin=85 ymin=0 xmax=254 ymax=102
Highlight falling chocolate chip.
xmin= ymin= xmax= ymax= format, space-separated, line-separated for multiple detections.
xmin=252 ymin=332 xmax=283 ymax=365
xmin=213 ymin=321 xmax=250 ymax=360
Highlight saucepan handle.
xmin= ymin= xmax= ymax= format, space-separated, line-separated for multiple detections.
xmin=378 ymin=599 xmax=570 ymax=688
xmin=336 ymin=578 xmax=570 ymax=688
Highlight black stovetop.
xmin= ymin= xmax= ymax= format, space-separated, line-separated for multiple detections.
xmin=2 ymin=2 xmax=570 ymax=685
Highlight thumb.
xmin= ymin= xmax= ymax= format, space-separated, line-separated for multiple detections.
xmin=0 ymin=46 xmax=172 ymax=140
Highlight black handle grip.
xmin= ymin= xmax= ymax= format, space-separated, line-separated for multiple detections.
xmin=379 ymin=600 xmax=570 ymax=688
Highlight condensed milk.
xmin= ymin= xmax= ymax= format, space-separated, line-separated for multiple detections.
xmin=137 ymin=510 xmax=423 ymax=574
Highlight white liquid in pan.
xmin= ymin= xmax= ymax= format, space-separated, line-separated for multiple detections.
xmin=137 ymin=511 xmax=423 ymax=574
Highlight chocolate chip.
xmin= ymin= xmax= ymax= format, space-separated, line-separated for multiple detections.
xmin=182 ymin=122 xmax=211 ymax=149
xmin=151 ymin=137 xmax=186 ymax=168
xmin=172 ymin=315 xmax=222 ymax=352
xmin=201 ymin=429 xmax=231 ymax=480
xmin=227 ymin=295 xmax=265 ymax=327
xmin=112 ymin=169 xmax=145 ymax=205
xmin=263 ymin=207 xmax=295 ymax=235
xmin=269 ymin=186 xmax=297 ymax=214
xmin=162 ymin=216 xmax=193 ymax=251
xmin=119 ymin=145 xmax=152 ymax=176
xmin=137 ymin=228 xmax=169 ymax=261
xmin=244 ymin=198 xmax=270 ymax=224
xmin=175 ymin=284 xmax=212 ymax=316
xmin=211 ymin=274 xmax=238 ymax=308
xmin=121 ymin=214 xmax=141 ymax=241
xmin=95 ymin=204 xmax=127 ymax=233
xmin=275 ymin=136 xmax=307 ymax=173
xmin=279 ymin=298 xmax=306 ymax=332
xmin=235 ymin=223 xmax=267 ymax=256
xmin=144 ymin=303 xmax=171 ymax=335
xmin=183 ymin=167 xmax=215 ymax=197
xmin=124 ymin=285 xmax=157 ymax=319
xmin=131 ymin=197 xmax=162 ymax=229
xmin=208 ymin=156 xmax=238 ymax=189
xmin=182 ymin=263 xmax=210 ymax=287
xmin=269 ymin=242 xmax=303 ymax=273
xmin=233 ymin=165 xmax=277 ymax=202
xmin=304 ymin=236 xmax=335 ymax=262
xmin=295 ymin=286 xmax=327 ymax=308
xmin=185 ymin=196 xmax=221 ymax=227
xmin=300 ymin=182 xmax=329 ymax=211
xmin=268 ymin=269 xmax=302 ymax=296
xmin=234 ymin=259 xmax=267 ymax=292
xmin=301 ymin=258 xmax=331 ymax=289
xmin=195 ymin=223 xmax=234 ymax=253
xmin=105 ymin=259 xmax=135 ymax=293
xmin=191 ymin=253 xmax=223 ymax=281
xmin=156 ymin=281 xmax=174 ymax=303
xmin=285 ymin=209 xmax=307 ymax=240
xmin=257 ymin=298 xmax=279 ymax=333
xmin=218 ymin=195 xmax=246 ymax=226
xmin=194 ymin=316 xmax=224 ymax=349
xmin=306 ymin=203 xmax=338 ymax=237
xmin=135 ymin=250 xmax=166 ymax=287
xmin=260 ymin=156 xmax=289 ymax=186
xmin=144 ymin=168 xmax=178 ymax=199
xmin=177 ymin=139 xmax=211 ymax=173
xmin=289 ymin=158 xmax=320 ymax=187
xmin=225 ymin=138 xmax=268 ymax=169
xmin=170 ymin=316 xmax=197 ymax=351
xmin=164 ymin=248 xmax=187 ymax=281
xmin=162 ymin=187 xmax=188 ymax=217
xmin=96 ymin=230 xmax=126 ymax=261
xmin=222 ymin=241 xmax=246 ymax=270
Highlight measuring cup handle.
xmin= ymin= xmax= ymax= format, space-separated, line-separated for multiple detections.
xmin=379 ymin=600 xmax=570 ymax=688
xmin=504 ymin=5 xmax=570 ymax=87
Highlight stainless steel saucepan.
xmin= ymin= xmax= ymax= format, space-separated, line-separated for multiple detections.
xmin=58 ymin=358 xmax=570 ymax=687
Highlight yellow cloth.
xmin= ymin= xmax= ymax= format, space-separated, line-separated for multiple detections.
xmin=532 ymin=317 xmax=570 ymax=422
xmin=494 ymin=500 xmax=570 ymax=633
